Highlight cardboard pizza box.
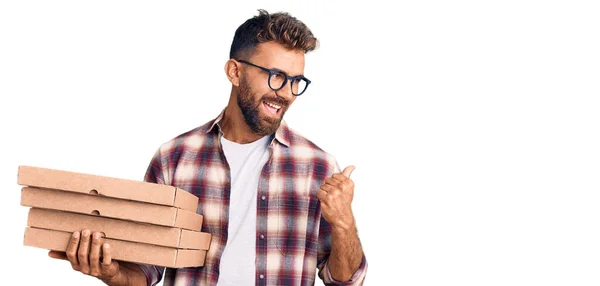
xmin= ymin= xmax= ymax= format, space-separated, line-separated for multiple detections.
xmin=21 ymin=187 xmax=203 ymax=231
xmin=17 ymin=165 xmax=198 ymax=212
xmin=27 ymin=208 xmax=211 ymax=250
xmin=24 ymin=227 xmax=207 ymax=268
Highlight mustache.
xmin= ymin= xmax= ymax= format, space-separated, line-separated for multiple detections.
xmin=260 ymin=96 xmax=290 ymax=108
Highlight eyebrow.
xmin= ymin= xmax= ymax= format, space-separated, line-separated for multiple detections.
xmin=269 ymin=66 xmax=304 ymax=77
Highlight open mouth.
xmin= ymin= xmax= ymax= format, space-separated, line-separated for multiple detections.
xmin=262 ymin=101 xmax=283 ymax=116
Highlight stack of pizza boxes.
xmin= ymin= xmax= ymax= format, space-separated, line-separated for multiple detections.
xmin=18 ymin=165 xmax=211 ymax=268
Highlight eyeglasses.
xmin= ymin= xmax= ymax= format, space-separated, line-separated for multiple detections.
xmin=236 ymin=59 xmax=311 ymax=96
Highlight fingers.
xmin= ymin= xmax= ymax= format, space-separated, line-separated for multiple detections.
xmin=320 ymin=184 xmax=336 ymax=193
xmin=326 ymin=176 xmax=353 ymax=192
xmin=318 ymin=165 xmax=356 ymax=206
xmin=331 ymin=173 xmax=346 ymax=181
xmin=332 ymin=174 xmax=355 ymax=190
xmin=101 ymin=243 xmax=120 ymax=278
xmin=321 ymin=177 xmax=348 ymax=196
xmin=316 ymin=188 xmax=328 ymax=201
xmin=101 ymin=243 xmax=112 ymax=268
xmin=332 ymin=173 xmax=351 ymax=184
xmin=316 ymin=188 xmax=332 ymax=210
xmin=78 ymin=229 xmax=91 ymax=274
xmin=62 ymin=230 xmax=110 ymax=278
xmin=319 ymin=184 xmax=343 ymax=205
xmin=66 ymin=231 xmax=81 ymax=271
xmin=89 ymin=232 xmax=103 ymax=276
xmin=325 ymin=177 xmax=342 ymax=187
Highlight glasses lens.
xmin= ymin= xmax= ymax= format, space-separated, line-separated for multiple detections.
xmin=292 ymin=78 xmax=308 ymax=95
xmin=269 ymin=71 xmax=287 ymax=90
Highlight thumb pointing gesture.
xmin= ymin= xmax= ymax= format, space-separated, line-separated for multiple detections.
xmin=342 ymin=165 xmax=356 ymax=178
xmin=317 ymin=164 xmax=357 ymax=230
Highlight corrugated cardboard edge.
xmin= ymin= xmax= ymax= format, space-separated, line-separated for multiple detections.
xmin=173 ymin=188 xmax=199 ymax=212
xmin=23 ymin=227 xmax=206 ymax=268
xmin=174 ymin=208 xmax=203 ymax=231
xmin=27 ymin=208 xmax=183 ymax=248
xmin=17 ymin=165 xmax=178 ymax=207
xmin=179 ymin=230 xmax=211 ymax=250
xmin=175 ymin=249 xmax=207 ymax=268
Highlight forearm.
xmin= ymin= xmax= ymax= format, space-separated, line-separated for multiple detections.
xmin=103 ymin=262 xmax=147 ymax=286
xmin=328 ymin=222 xmax=363 ymax=282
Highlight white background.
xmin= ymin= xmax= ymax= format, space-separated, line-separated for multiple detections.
xmin=1 ymin=0 xmax=599 ymax=285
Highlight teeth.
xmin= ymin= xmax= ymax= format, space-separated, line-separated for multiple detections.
xmin=265 ymin=102 xmax=281 ymax=109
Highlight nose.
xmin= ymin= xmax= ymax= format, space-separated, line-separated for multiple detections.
xmin=275 ymin=79 xmax=295 ymax=100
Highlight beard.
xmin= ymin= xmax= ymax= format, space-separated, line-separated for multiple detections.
xmin=237 ymin=77 xmax=289 ymax=137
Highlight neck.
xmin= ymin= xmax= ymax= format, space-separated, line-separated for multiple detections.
xmin=220 ymin=95 xmax=263 ymax=144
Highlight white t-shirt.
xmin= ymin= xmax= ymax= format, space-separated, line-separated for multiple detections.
xmin=216 ymin=134 xmax=272 ymax=286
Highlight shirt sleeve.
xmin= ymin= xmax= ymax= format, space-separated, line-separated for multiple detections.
xmin=322 ymin=254 xmax=368 ymax=286
xmin=135 ymin=148 xmax=169 ymax=286
xmin=137 ymin=264 xmax=165 ymax=286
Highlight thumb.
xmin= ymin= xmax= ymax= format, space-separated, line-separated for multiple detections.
xmin=48 ymin=250 xmax=68 ymax=261
xmin=341 ymin=165 xmax=356 ymax=178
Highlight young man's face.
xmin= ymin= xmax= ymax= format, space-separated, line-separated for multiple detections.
xmin=237 ymin=41 xmax=305 ymax=136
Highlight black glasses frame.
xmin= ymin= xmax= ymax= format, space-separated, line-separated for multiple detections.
xmin=236 ymin=59 xmax=311 ymax=96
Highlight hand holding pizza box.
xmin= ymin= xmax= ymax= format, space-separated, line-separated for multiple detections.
xmin=18 ymin=165 xmax=211 ymax=268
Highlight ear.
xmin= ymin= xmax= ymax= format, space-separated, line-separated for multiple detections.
xmin=224 ymin=59 xmax=241 ymax=87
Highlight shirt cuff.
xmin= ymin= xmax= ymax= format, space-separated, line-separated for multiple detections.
xmin=323 ymin=254 xmax=368 ymax=285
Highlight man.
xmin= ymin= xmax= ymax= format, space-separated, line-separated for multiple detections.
xmin=49 ymin=9 xmax=367 ymax=285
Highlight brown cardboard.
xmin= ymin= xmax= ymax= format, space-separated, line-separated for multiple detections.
xmin=23 ymin=227 xmax=207 ymax=268
xmin=21 ymin=187 xmax=203 ymax=231
xmin=180 ymin=229 xmax=211 ymax=250
xmin=27 ymin=208 xmax=211 ymax=250
xmin=17 ymin=165 xmax=198 ymax=212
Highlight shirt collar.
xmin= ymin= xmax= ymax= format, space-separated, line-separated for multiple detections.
xmin=204 ymin=108 xmax=291 ymax=147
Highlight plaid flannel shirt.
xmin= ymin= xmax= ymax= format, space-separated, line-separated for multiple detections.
xmin=138 ymin=110 xmax=367 ymax=285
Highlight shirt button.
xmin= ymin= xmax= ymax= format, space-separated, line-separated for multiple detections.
xmin=259 ymin=274 xmax=264 ymax=279
xmin=261 ymin=196 xmax=266 ymax=200
xmin=260 ymin=234 xmax=265 ymax=239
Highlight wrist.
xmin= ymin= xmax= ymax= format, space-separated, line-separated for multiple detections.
xmin=331 ymin=219 xmax=356 ymax=235
xmin=330 ymin=210 xmax=356 ymax=232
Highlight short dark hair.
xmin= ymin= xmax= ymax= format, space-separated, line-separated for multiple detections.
xmin=229 ymin=9 xmax=318 ymax=59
